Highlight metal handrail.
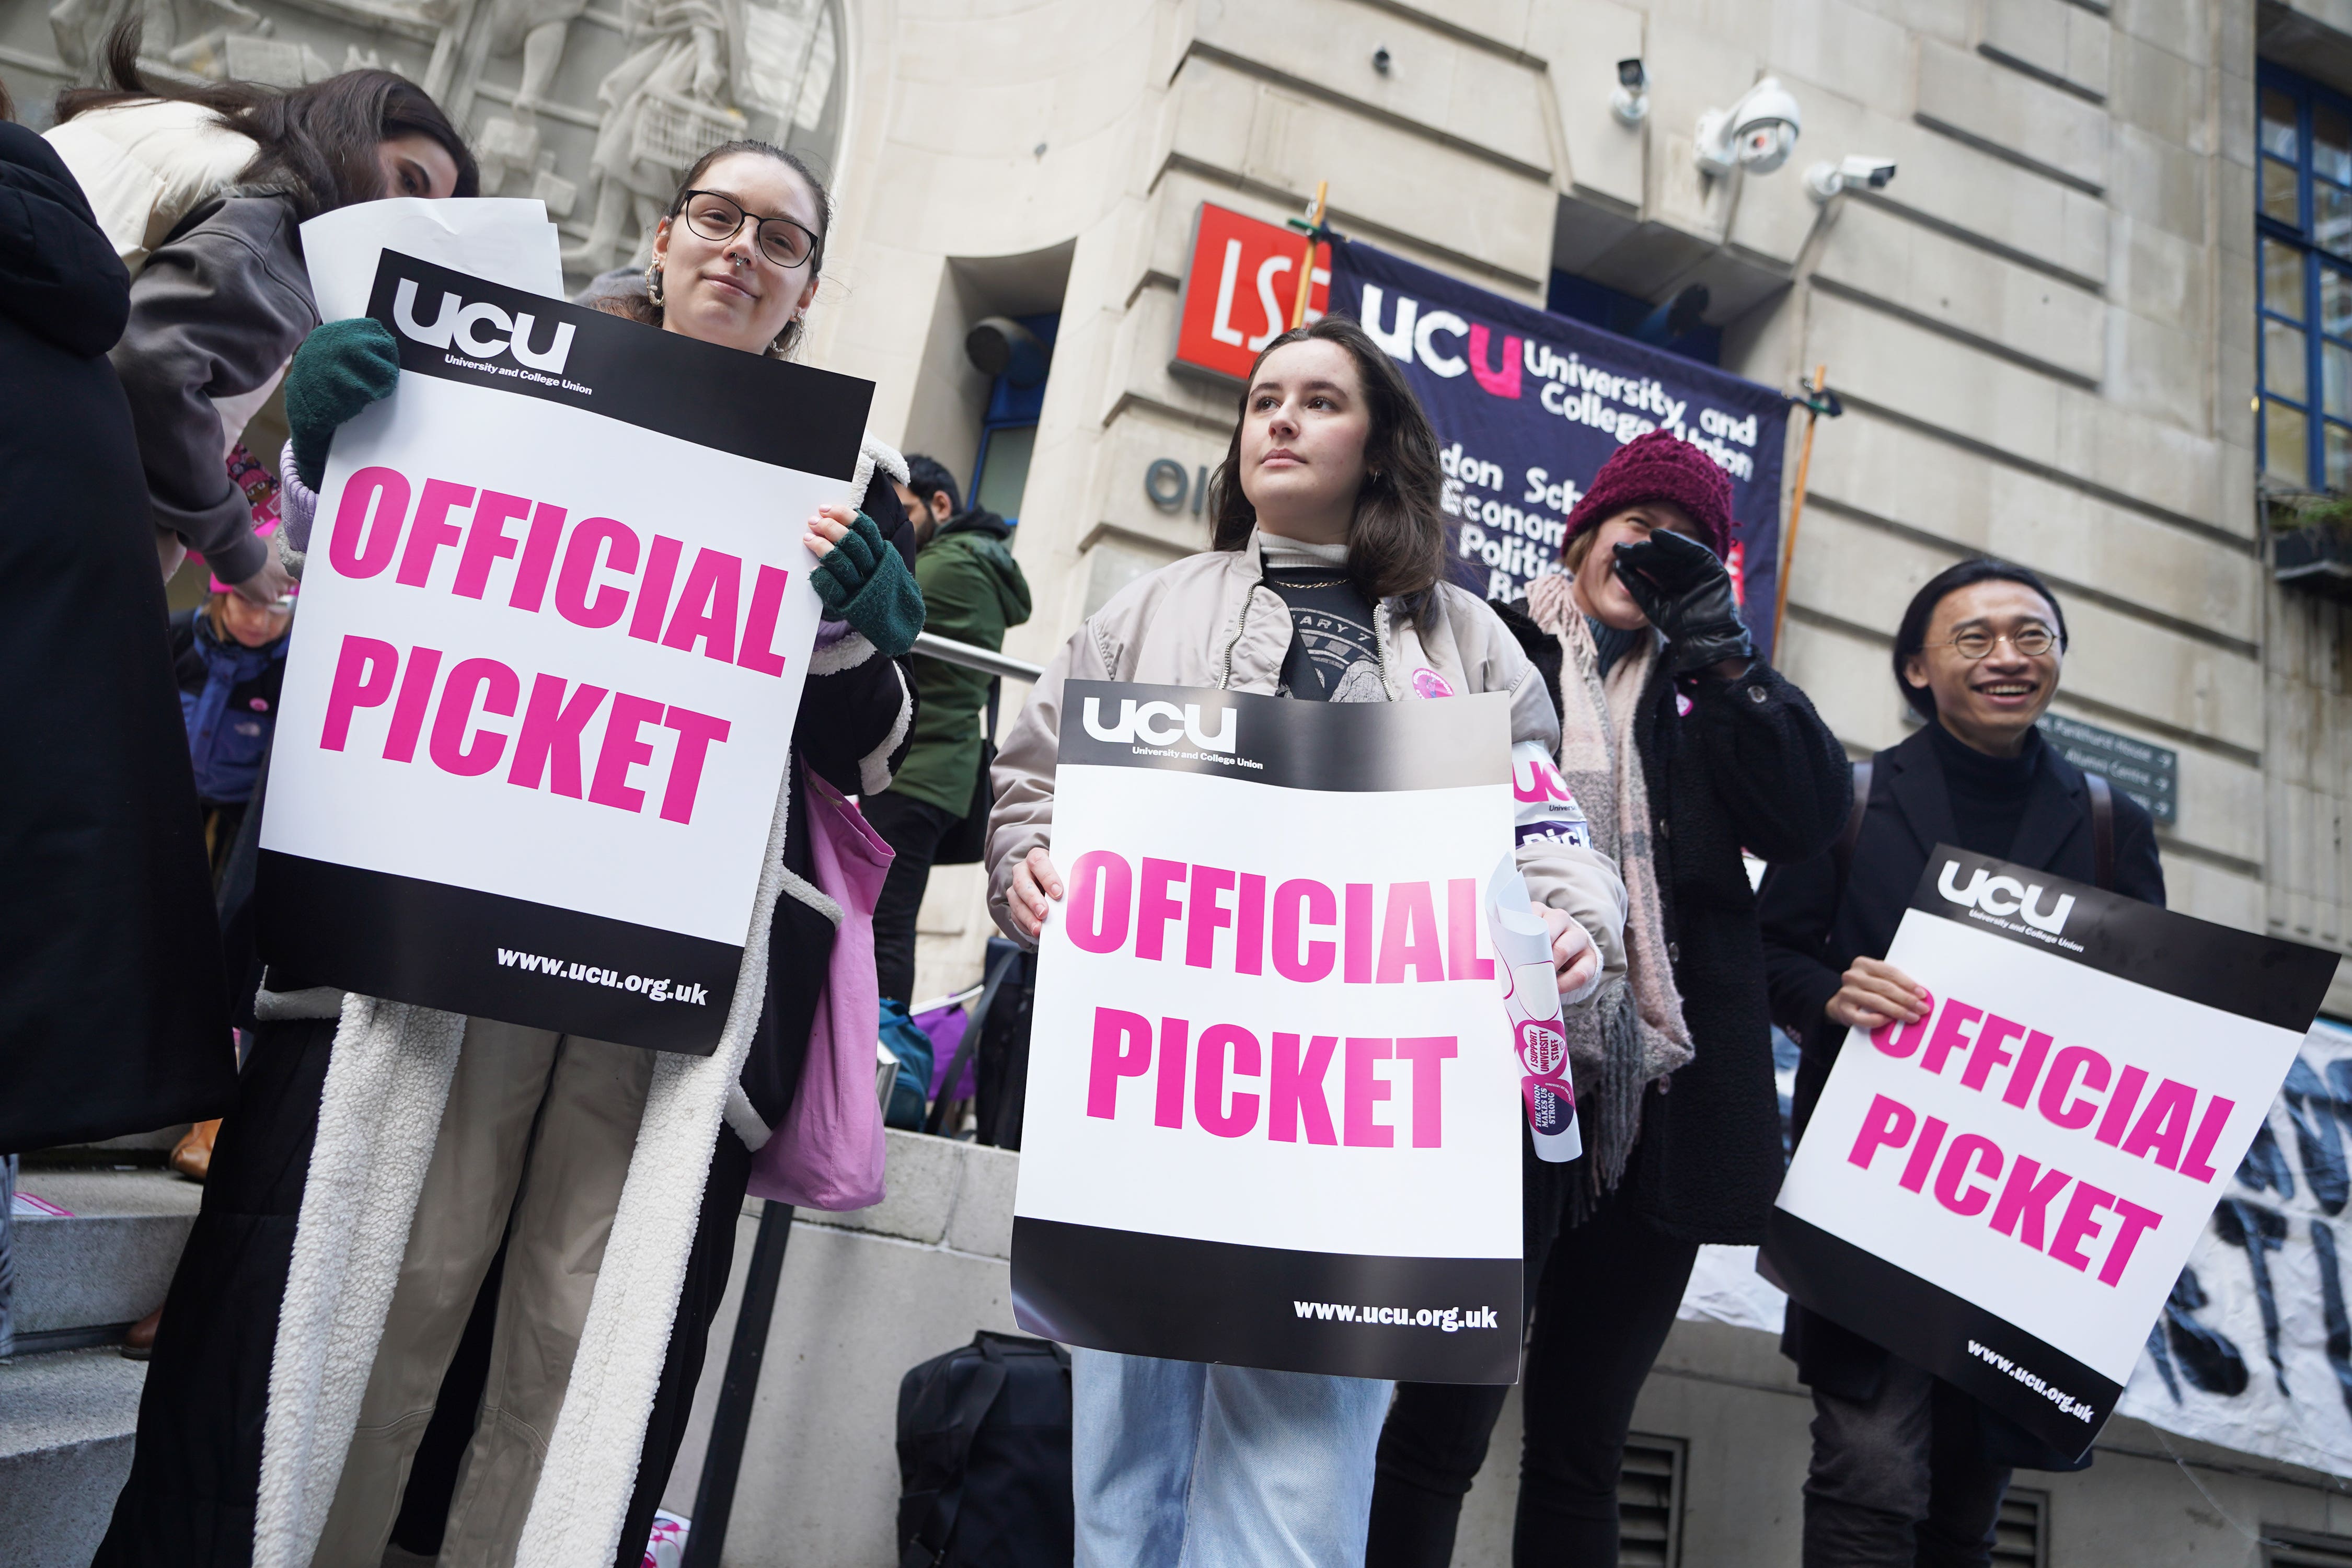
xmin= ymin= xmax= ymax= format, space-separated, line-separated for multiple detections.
xmin=913 ymin=630 xmax=1044 ymax=683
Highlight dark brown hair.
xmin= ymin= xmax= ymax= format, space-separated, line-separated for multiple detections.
xmin=1209 ymin=316 xmax=1448 ymax=619
xmin=596 ymin=139 xmax=831 ymax=359
xmin=56 ymin=20 xmax=478 ymax=220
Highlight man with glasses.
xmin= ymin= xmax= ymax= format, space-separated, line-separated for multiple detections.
xmin=1757 ymin=558 xmax=2164 ymax=1568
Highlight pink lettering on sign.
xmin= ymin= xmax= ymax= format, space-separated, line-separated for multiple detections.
xmin=556 ymin=517 xmax=637 ymax=629
xmin=328 ymin=468 xmax=409 ymax=579
xmin=1195 ymin=1024 xmax=1261 ymax=1138
xmin=507 ymin=675 xmax=607 ymax=797
xmin=663 ymin=547 xmax=744 ymax=663
xmin=396 ymin=479 xmax=475 ymax=588
xmin=1344 ymin=1037 xmax=1394 ymax=1147
xmin=1087 ymin=1008 xmax=1152 ymax=1120
xmin=1273 ymin=1032 xmax=1339 ymax=1145
xmin=589 ymin=693 xmax=665 ymax=812
xmin=428 ymin=658 xmax=518 ymax=776
xmin=452 ymin=491 xmax=532 ymax=600
xmin=1839 ymin=1088 xmax=2166 ymax=1289
xmin=321 ymin=635 xmax=400 ymax=750
xmin=1067 ymin=851 xmax=1134 ymax=954
xmin=658 ymin=705 xmax=731 ymax=824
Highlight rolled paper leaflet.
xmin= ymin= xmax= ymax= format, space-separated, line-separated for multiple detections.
xmin=1486 ymin=856 xmax=1583 ymax=1163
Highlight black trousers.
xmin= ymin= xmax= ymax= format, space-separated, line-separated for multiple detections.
xmin=1801 ymin=1357 xmax=2010 ymax=1568
xmin=1369 ymin=1189 xmax=1700 ymax=1568
xmin=861 ymin=789 xmax=962 ymax=1006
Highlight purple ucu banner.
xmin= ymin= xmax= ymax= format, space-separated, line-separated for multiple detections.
xmin=1325 ymin=238 xmax=1791 ymax=660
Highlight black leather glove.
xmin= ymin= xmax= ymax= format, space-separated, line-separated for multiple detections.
xmin=1612 ymin=528 xmax=1755 ymax=676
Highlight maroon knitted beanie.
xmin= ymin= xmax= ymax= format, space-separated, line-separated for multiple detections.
xmin=1561 ymin=429 xmax=1734 ymax=559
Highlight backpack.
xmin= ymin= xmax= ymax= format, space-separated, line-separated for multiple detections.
xmin=896 ymin=1331 xmax=1074 ymax=1568
xmin=1832 ymin=759 xmax=2114 ymax=894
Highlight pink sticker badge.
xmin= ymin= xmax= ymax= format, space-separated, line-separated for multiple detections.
xmin=1411 ymin=667 xmax=1455 ymax=699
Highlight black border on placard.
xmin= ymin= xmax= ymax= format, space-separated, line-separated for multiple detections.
xmin=256 ymin=851 xmax=738 ymax=1053
xmin=1760 ymin=1209 xmax=2118 ymax=1458
xmin=1908 ymin=846 xmax=2335 ymax=1031
xmin=1011 ymin=1216 xmax=1520 ymax=1383
xmin=1054 ymin=681 xmax=1509 ymax=793
xmin=365 ymin=251 xmax=872 ymax=477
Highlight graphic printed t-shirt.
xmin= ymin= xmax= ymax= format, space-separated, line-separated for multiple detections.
xmin=1260 ymin=534 xmax=1382 ymax=702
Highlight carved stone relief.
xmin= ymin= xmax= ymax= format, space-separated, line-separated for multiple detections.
xmin=0 ymin=0 xmax=840 ymax=287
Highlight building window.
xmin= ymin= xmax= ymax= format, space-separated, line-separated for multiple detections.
xmin=2259 ymin=65 xmax=2352 ymax=494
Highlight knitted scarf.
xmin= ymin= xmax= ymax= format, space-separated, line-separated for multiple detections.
xmin=1525 ymin=573 xmax=1693 ymax=1192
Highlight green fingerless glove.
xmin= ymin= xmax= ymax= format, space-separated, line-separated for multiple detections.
xmin=285 ymin=317 xmax=402 ymax=490
xmin=812 ymin=511 xmax=926 ymax=658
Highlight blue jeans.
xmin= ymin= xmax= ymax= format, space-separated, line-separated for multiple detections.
xmin=1073 ymin=1348 xmax=1393 ymax=1568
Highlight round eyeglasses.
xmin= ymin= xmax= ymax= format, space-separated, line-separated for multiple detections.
xmin=675 ymin=190 xmax=818 ymax=270
xmin=1935 ymin=626 xmax=2059 ymax=660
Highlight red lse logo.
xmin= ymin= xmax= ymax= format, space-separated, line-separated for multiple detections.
xmin=1174 ymin=203 xmax=1332 ymax=382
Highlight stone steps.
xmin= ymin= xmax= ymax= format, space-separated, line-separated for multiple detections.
xmin=0 ymin=1347 xmax=145 ymax=1566
xmin=1 ymin=1163 xmax=202 ymax=1563
xmin=12 ymin=1169 xmax=202 ymax=1354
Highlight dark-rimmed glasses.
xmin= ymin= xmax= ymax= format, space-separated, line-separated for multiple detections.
xmin=1934 ymin=625 xmax=2059 ymax=660
xmin=675 ymin=190 xmax=818 ymax=270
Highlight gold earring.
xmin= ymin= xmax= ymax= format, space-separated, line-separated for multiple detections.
xmin=645 ymin=260 xmax=665 ymax=306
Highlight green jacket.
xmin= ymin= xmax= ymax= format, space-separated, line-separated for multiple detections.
xmin=887 ymin=508 xmax=1032 ymax=814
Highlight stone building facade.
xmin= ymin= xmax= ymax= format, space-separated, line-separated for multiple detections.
xmin=9 ymin=0 xmax=2352 ymax=1559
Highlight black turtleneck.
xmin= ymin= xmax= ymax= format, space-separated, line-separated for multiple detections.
xmin=1929 ymin=719 xmax=2043 ymax=860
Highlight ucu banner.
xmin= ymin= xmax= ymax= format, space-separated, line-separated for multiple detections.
xmin=1324 ymin=239 xmax=1790 ymax=659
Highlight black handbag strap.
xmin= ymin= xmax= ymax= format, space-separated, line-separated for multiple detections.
xmin=1832 ymin=761 xmax=1872 ymax=902
xmin=2086 ymin=773 xmax=2114 ymax=891
xmin=900 ymin=1341 xmax=1010 ymax=1568
xmin=924 ymin=946 xmax=1021 ymax=1136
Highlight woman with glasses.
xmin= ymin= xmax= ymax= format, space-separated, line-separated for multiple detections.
xmin=96 ymin=140 xmax=924 ymax=1568
xmin=1757 ymin=558 xmax=2163 ymax=1568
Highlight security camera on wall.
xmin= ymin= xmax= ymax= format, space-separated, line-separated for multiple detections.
xmin=1805 ymin=154 xmax=1898 ymax=202
xmin=1611 ymin=57 xmax=1648 ymax=125
xmin=1694 ymin=76 xmax=1802 ymax=177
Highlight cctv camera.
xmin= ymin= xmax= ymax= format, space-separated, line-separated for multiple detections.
xmin=1611 ymin=57 xmax=1649 ymax=125
xmin=1804 ymin=154 xmax=1897 ymax=202
xmin=1694 ymin=76 xmax=1803 ymax=177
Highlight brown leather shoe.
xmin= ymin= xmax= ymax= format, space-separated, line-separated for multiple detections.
xmin=170 ymin=1119 xmax=220 ymax=1182
xmin=122 ymin=1304 xmax=162 ymax=1361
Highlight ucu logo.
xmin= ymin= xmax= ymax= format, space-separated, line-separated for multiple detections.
xmin=1937 ymin=860 xmax=2076 ymax=934
xmin=1082 ymin=697 xmax=1237 ymax=754
xmin=1512 ymin=752 xmax=1574 ymax=805
xmin=394 ymin=278 xmax=575 ymax=372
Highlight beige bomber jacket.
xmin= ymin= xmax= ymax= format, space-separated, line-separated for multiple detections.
xmin=984 ymin=531 xmax=1631 ymax=979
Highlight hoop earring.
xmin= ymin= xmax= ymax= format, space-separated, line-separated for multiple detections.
xmin=645 ymin=260 xmax=665 ymax=307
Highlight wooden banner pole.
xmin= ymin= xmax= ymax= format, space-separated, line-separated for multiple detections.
xmin=1290 ymin=180 xmax=1329 ymax=330
xmin=1772 ymin=362 xmax=1828 ymax=660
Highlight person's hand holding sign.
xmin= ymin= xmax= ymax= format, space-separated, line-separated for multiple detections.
xmin=1009 ymin=847 xmax=1064 ymax=939
xmin=1826 ymin=955 xmax=1930 ymax=1031
xmin=1011 ymin=846 xmax=1601 ymax=999
xmin=1534 ymin=904 xmax=1602 ymax=1001
xmin=805 ymin=502 xmax=924 ymax=657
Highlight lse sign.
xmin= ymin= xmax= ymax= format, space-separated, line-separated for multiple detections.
xmin=1174 ymin=203 xmax=1331 ymax=382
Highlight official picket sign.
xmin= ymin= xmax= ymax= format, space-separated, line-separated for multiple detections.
xmin=258 ymin=252 xmax=873 ymax=1052
xmin=1323 ymin=239 xmax=1790 ymax=658
xmin=1762 ymin=847 xmax=2337 ymax=1455
xmin=1011 ymin=682 xmax=1527 ymax=1382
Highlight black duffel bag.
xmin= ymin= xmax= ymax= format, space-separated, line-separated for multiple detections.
xmin=896 ymin=1331 xmax=1073 ymax=1567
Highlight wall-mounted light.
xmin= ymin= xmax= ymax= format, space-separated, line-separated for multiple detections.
xmin=1694 ymin=76 xmax=1802 ymax=177
xmin=1805 ymin=154 xmax=1897 ymax=202
xmin=1611 ymin=57 xmax=1648 ymax=126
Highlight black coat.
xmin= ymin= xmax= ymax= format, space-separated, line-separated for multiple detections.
xmin=1758 ymin=721 xmax=2164 ymax=1402
xmin=1501 ymin=604 xmax=1852 ymax=1243
xmin=0 ymin=122 xmax=233 ymax=1151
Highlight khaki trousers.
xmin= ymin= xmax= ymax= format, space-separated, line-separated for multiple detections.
xmin=312 ymin=1017 xmax=652 ymax=1567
